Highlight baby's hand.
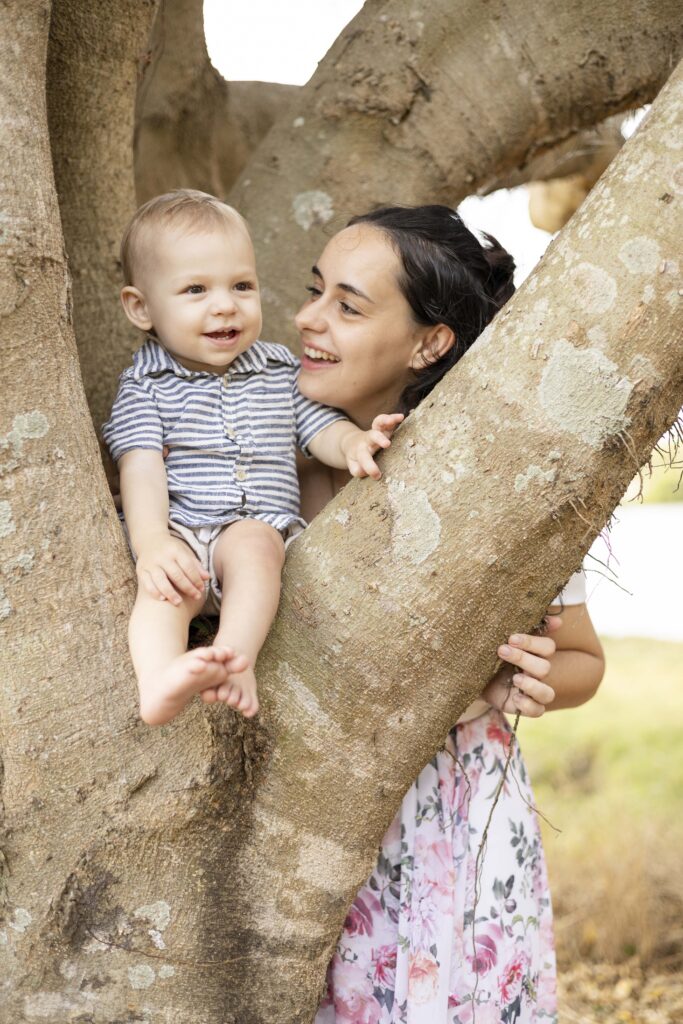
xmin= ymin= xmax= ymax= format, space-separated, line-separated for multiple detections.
xmin=482 ymin=616 xmax=562 ymax=717
xmin=135 ymin=532 xmax=210 ymax=606
xmin=341 ymin=413 xmax=404 ymax=479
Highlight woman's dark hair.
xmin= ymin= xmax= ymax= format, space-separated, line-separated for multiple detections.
xmin=347 ymin=205 xmax=515 ymax=413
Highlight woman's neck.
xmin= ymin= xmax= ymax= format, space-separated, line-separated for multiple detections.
xmin=342 ymin=385 xmax=405 ymax=431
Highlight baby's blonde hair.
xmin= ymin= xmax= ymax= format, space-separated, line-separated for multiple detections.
xmin=120 ymin=189 xmax=249 ymax=286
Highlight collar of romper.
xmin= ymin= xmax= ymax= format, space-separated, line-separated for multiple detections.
xmin=132 ymin=336 xmax=268 ymax=381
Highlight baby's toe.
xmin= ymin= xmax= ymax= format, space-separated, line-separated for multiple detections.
xmin=241 ymin=699 xmax=259 ymax=719
xmin=227 ymin=653 xmax=249 ymax=674
xmin=212 ymin=645 xmax=235 ymax=662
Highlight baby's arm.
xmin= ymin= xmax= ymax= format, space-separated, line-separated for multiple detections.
xmin=119 ymin=449 xmax=209 ymax=605
xmin=307 ymin=413 xmax=404 ymax=480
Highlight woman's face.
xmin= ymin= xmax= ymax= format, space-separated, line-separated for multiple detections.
xmin=295 ymin=225 xmax=425 ymax=428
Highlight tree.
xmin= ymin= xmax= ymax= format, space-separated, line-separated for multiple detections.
xmin=1 ymin=1 xmax=682 ymax=1021
xmin=134 ymin=0 xmax=296 ymax=206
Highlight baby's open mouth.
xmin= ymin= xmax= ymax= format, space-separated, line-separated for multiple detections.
xmin=205 ymin=329 xmax=239 ymax=341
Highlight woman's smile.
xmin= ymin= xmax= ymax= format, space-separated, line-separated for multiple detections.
xmin=301 ymin=343 xmax=340 ymax=367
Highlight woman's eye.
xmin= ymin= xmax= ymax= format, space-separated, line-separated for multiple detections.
xmin=186 ymin=284 xmax=204 ymax=295
xmin=305 ymin=285 xmax=322 ymax=298
xmin=339 ymin=301 xmax=358 ymax=315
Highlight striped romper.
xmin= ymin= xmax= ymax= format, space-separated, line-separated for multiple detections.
xmin=102 ymin=337 xmax=346 ymax=608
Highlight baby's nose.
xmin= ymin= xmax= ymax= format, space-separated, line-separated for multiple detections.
xmin=211 ymin=290 xmax=238 ymax=313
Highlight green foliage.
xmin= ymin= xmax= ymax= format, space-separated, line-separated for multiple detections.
xmin=518 ymin=637 xmax=683 ymax=966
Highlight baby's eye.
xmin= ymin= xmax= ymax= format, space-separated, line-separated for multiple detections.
xmin=235 ymin=281 xmax=255 ymax=292
xmin=305 ymin=285 xmax=322 ymax=298
xmin=186 ymin=284 xmax=205 ymax=295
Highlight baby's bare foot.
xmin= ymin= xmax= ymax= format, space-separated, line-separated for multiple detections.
xmin=200 ymin=651 xmax=249 ymax=705
xmin=139 ymin=646 xmax=241 ymax=725
xmin=215 ymin=664 xmax=259 ymax=719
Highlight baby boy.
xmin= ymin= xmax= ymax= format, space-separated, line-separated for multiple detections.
xmin=103 ymin=189 xmax=402 ymax=725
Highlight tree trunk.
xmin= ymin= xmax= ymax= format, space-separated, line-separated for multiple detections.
xmin=3 ymin=0 xmax=683 ymax=1002
xmin=134 ymin=0 xmax=296 ymax=203
xmin=227 ymin=0 xmax=682 ymax=346
xmin=46 ymin=0 xmax=158 ymax=457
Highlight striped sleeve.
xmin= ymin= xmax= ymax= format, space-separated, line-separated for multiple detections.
xmin=292 ymin=382 xmax=348 ymax=456
xmin=102 ymin=376 xmax=163 ymax=462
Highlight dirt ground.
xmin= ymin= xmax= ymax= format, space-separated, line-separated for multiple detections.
xmin=557 ymin=960 xmax=683 ymax=1023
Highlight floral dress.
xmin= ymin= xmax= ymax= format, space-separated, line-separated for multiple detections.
xmin=315 ymin=712 xmax=557 ymax=1024
xmin=316 ymin=575 xmax=586 ymax=1023
xmin=315 ymin=710 xmax=557 ymax=1024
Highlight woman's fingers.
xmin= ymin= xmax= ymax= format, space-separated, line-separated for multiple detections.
xmin=512 ymin=673 xmax=555 ymax=706
xmin=498 ymin=644 xmax=551 ymax=680
xmin=510 ymin=688 xmax=546 ymax=718
xmin=508 ymin=632 xmax=556 ymax=658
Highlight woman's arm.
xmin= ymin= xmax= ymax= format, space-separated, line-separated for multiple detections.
xmin=541 ymin=602 xmax=605 ymax=710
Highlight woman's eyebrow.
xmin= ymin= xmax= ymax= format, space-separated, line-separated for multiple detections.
xmin=311 ymin=265 xmax=373 ymax=303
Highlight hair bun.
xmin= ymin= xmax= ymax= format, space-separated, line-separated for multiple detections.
xmin=481 ymin=233 xmax=515 ymax=310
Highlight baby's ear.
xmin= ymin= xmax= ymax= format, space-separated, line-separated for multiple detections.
xmin=120 ymin=286 xmax=153 ymax=332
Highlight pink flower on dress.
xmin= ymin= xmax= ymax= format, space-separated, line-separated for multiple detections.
xmin=343 ymin=893 xmax=383 ymax=938
xmin=539 ymin=913 xmax=555 ymax=955
xmin=371 ymin=943 xmax=397 ymax=988
xmin=486 ymin=719 xmax=512 ymax=749
xmin=407 ymin=950 xmax=440 ymax=1004
xmin=410 ymin=874 xmax=441 ymax=947
xmin=467 ymin=922 xmax=503 ymax=975
xmin=499 ymin=949 xmax=529 ymax=1004
xmin=537 ymin=966 xmax=557 ymax=1015
xmin=331 ymin=957 xmax=381 ymax=1024
xmin=415 ymin=837 xmax=456 ymax=889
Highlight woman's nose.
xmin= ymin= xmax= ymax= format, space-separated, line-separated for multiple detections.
xmin=295 ymin=298 xmax=325 ymax=333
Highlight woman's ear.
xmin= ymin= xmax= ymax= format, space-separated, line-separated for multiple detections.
xmin=410 ymin=323 xmax=456 ymax=370
xmin=120 ymin=286 xmax=153 ymax=332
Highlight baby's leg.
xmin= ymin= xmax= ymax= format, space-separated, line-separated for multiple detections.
xmin=130 ymin=588 xmax=248 ymax=726
xmin=207 ymin=520 xmax=285 ymax=718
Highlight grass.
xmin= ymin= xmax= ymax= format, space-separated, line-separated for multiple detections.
xmin=516 ymin=637 xmax=683 ymax=968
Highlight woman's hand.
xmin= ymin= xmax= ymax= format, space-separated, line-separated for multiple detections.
xmin=481 ymin=616 xmax=561 ymax=717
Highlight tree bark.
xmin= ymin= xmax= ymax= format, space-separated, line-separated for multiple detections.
xmin=227 ymin=0 xmax=682 ymax=346
xmin=46 ymin=0 xmax=159 ymax=471
xmin=134 ymin=0 xmax=296 ymax=203
xmin=3 ymin=0 xmax=683 ymax=1003
xmin=1 ymin=0 xmax=683 ymax=1015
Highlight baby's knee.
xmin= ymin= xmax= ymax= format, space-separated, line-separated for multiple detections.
xmin=224 ymin=520 xmax=285 ymax=567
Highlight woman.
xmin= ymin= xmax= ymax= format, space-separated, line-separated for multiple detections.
xmin=294 ymin=206 xmax=605 ymax=1023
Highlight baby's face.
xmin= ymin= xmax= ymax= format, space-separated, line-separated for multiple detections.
xmin=128 ymin=223 xmax=262 ymax=373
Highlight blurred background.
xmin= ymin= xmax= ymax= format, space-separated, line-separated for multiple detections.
xmin=205 ymin=4 xmax=683 ymax=1019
